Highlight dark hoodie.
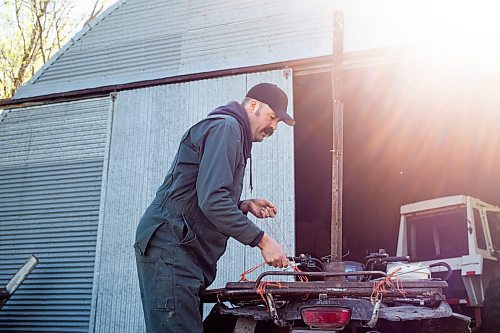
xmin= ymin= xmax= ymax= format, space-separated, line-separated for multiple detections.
xmin=135 ymin=102 xmax=263 ymax=285
xmin=208 ymin=101 xmax=255 ymax=191
xmin=208 ymin=101 xmax=252 ymax=160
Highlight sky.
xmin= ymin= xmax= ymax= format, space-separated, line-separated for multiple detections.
xmin=0 ymin=0 xmax=115 ymax=39
xmin=72 ymin=0 xmax=114 ymax=29
xmin=0 ymin=0 xmax=116 ymax=100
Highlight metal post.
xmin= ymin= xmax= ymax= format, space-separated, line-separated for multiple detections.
xmin=331 ymin=11 xmax=344 ymax=261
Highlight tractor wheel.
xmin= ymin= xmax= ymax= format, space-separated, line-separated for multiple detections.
xmin=482 ymin=276 xmax=500 ymax=333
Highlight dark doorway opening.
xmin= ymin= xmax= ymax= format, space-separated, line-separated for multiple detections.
xmin=293 ymin=61 xmax=500 ymax=262
xmin=293 ymin=71 xmax=333 ymax=259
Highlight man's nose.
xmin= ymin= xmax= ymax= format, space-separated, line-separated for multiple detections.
xmin=271 ymin=120 xmax=278 ymax=131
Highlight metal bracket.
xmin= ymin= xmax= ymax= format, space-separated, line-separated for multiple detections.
xmin=233 ymin=316 xmax=257 ymax=333
xmin=1 ymin=255 xmax=38 ymax=309
xmin=265 ymin=293 xmax=286 ymax=327
xmin=365 ymin=293 xmax=382 ymax=328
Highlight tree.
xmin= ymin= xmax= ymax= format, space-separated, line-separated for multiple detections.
xmin=0 ymin=0 xmax=110 ymax=99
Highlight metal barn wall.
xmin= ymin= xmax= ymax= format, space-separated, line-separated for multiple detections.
xmin=14 ymin=0 xmax=389 ymax=99
xmin=0 ymin=98 xmax=110 ymax=332
xmin=91 ymin=70 xmax=294 ymax=332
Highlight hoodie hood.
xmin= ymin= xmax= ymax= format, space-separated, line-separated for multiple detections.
xmin=208 ymin=101 xmax=254 ymax=191
xmin=208 ymin=101 xmax=252 ymax=160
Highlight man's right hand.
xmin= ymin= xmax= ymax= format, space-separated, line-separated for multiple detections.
xmin=257 ymin=233 xmax=289 ymax=268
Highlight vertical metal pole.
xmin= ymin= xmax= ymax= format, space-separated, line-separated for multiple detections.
xmin=331 ymin=11 xmax=344 ymax=261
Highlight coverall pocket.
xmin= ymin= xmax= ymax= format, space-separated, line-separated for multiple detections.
xmin=171 ymin=216 xmax=197 ymax=245
xmin=134 ymin=222 xmax=166 ymax=263
xmin=134 ymin=242 xmax=163 ymax=263
xmin=156 ymin=274 xmax=174 ymax=311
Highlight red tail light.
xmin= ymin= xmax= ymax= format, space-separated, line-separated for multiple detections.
xmin=301 ymin=306 xmax=351 ymax=329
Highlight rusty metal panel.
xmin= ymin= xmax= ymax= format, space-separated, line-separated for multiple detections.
xmin=91 ymin=69 xmax=294 ymax=331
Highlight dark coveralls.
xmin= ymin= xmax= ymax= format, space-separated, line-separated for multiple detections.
xmin=134 ymin=102 xmax=264 ymax=332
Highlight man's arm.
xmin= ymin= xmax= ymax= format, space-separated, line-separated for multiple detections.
xmin=195 ymin=121 xmax=288 ymax=267
xmin=195 ymin=121 xmax=262 ymax=245
xmin=241 ymin=198 xmax=289 ymax=267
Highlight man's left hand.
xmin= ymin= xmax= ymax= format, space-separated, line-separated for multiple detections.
xmin=239 ymin=198 xmax=277 ymax=218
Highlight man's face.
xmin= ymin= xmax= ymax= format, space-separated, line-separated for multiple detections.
xmin=248 ymin=100 xmax=281 ymax=142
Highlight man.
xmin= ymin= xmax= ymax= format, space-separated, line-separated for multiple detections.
xmin=134 ymin=83 xmax=295 ymax=332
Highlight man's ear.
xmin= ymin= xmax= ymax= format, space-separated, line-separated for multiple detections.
xmin=251 ymin=100 xmax=260 ymax=114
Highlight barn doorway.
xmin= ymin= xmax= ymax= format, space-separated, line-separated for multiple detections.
xmin=293 ymin=71 xmax=333 ymax=259
xmin=293 ymin=60 xmax=500 ymax=262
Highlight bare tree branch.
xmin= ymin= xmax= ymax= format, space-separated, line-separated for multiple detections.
xmin=84 ymin=0 xmax=108 ymax=26
xmin=0 ymin=0 xmax=86 ymax=99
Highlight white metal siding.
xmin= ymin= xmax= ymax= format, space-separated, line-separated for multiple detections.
xmin=14 ymin=0 xmax=387 ymax=99
xmin=91 ymin=70 xmax=294 ymax=332
xmin=0 ymin=98 xmax=109 ymax=332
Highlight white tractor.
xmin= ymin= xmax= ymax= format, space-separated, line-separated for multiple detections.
xmin=395 ymin=195 xmax=500 ymax=331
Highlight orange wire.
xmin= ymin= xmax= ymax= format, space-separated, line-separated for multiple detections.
xmin=239 ymin=215 xmax=310 ymax=306
xmin=239 ymin=262 xmax=309 ymax=307
xmin=371 ymin=267 xmax=407 ymax=302
xmin=257 ymin=281 xmax=287 ymax=306
xmin=239 ymin=262 xmax=267 ymax=282
xmin=292 ymin=263 xmax=308 ymax=282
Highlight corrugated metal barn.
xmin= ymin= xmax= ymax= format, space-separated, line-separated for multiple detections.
xmin=2 ymin=0 xmax=500 ymax=332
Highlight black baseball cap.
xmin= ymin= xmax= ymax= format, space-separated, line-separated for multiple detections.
xmin=246 ymin=83 xmax=295 ymax=126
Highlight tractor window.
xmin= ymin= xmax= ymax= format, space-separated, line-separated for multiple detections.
xmin=486 ymin=211 xmax=500 ymax=253
xmin=474 ymin=209 xmax=487 ymax=250
xmin=407 ymin=207 xmax=468 ymax=261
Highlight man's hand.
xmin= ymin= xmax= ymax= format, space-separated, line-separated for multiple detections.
xmin=239 ymin=198 xmax=277 ymax=218
xmin=257 ymin=233 xmax=289 ymax=268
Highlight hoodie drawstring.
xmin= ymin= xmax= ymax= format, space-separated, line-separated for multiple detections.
xmin=249 ymin=156 xmax=253 ymax=192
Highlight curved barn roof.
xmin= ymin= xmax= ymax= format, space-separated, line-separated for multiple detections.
xmin=14 ymin=0 xmax=405 ymax=99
